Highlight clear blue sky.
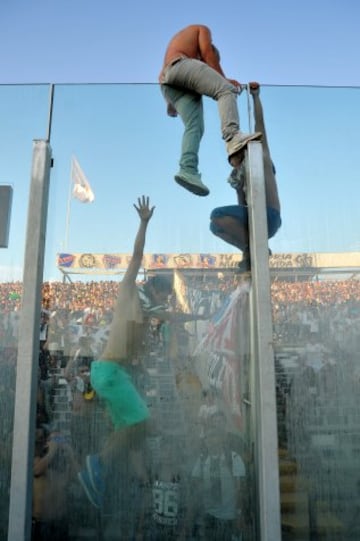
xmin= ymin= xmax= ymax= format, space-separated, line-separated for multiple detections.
xmin=1 ymin=0 xmax=360 ymax=281
xmin=1 ymin=0 xmax=359 ymax=86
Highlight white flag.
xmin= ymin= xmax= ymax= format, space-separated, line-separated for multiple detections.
xmin=71 ymin=157 xmax=95 ymax=203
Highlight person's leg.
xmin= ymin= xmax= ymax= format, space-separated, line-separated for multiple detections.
xmin=99 ymin=422 xmax=148 ymax=481
xmin=177 ymin=93 xmax=204 ymax=174
xmin=162 ymin=59 xmax=261 ymax=161
xmin=210 ymin=205 xmax=251 ymax=272
xmin=266 ymin=207 xmax=282 ymax=239
xmin=210 ymin=205 xmax=249 ymax=250
xmin=162 ymin=85 xmax=209 ymax=196
xmin=163 ymin=59 xmax=238 ymax=141
xmin=210 ymin=216 xmax=249 ymax=250
xmin=163 ymin=86 xmax=204 ymax=175
xmin=79 ymin=361 xmax=149 ymax=507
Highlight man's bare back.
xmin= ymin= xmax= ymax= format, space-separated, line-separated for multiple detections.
xmin=162 ymin=25 xmax=225 ymax=78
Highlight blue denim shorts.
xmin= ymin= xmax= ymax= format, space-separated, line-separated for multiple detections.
xmin=210 ymin=205 xmax=281 ymax=239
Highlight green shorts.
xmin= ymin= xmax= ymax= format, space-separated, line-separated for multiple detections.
xmin=90 ymin=360 xmax=149 ymax=429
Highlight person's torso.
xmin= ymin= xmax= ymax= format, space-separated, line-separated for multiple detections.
xmin=151 ymin=477 xmax=184 ymax=529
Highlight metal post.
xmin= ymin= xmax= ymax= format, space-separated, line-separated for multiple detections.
xmin=8 ymin=140 xmax=52 ymax=541
xmin=246 ymin=141 xmax=281 ymax=540
xmin=0 ymin=185 xmax=13 ymax=248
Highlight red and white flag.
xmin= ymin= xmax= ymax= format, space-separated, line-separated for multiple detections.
xmin=193 ymin=281 xmax=251 ymax=430
xmin=71 ymin=157 xmax=95 ymax=203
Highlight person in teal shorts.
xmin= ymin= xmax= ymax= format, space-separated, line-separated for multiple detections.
xmin=78 ymin=196 xmax=210 ymax=509
xmin=78 ymin=196 xmax=161 ymax=508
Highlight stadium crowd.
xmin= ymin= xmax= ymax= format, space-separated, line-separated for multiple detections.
xmin=1 ymin=276 xmax=359 ymax=539
xmin=1 ymin=277 xmax=360 ymax=348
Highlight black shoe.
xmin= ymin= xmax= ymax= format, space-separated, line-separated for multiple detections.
xmin=235 ymin=251 xmax=251 ymax=273
xmin=235 ymin=248 xmax=271 ymax=274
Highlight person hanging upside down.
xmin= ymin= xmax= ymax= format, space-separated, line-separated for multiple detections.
xmin=210 ymin=83 xmax=282 ymax=272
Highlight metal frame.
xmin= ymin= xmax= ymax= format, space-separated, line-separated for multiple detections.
xmin=0 ymin=185 xmax=13 ymax=248
xmin=246 ymin=141 xmax=282 ymax=540
xmin=7 ymin=140 xmax=52 ymax=541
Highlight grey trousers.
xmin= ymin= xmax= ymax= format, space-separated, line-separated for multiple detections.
xmin=161 ymin=58 xmax=240 ymax=175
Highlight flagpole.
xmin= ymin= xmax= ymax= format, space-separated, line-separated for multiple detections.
xmin=64 ymin=156 xmax=74 ymax=250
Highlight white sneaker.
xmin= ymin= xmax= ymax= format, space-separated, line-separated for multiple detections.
xmin=174 ymin=171 xmax=210 ymax=196
xmin=227 ymin=131 xmax=262 ymax=166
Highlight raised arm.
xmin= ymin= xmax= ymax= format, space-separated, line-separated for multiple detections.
xmin=249 ymin=83 xmax=270 ymax=157
xmin=249 ymin=83 xmax=281 ymax=211
xmin=122 ymin=196 xmax=155 ymax=287
xmin=101 ymin=196 xmax=154 ymax=361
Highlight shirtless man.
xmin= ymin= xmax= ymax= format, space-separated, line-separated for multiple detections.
xmin=210 ymin=83 xmax=282 ymax=272
xmin=159 ymin=24 xmax=262 ymax=197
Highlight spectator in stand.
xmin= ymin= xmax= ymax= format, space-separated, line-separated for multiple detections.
xmin=39 ymin=310 xmax=50 ymax=349
xmin=184 ymin=426 xmax=247 ymax=540
xmin=141 ymin=435 xmax=188 ymax=540
xmin=32 ymin=426 xmax=78 ymax=541
xmin=64 ymin=337 xmax=97 ymax=463
xmin=198 ymin=388 xmax=219 ymax=438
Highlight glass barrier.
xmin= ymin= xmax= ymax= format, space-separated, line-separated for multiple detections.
xmin=266 ymin=86 xmax=360 ymax=541
xmin=37 ymin=83 xmax=256 ymax=539
xmin=0 ymin=84 xmax=50 ymax=539
xmin=2 ymin=82 xmax=360 ymax=540
xmin=45 ymin=83 xmax=360 ymax=540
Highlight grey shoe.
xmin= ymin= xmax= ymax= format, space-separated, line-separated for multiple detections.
xmin=174 ymin=171 xmax=210 ymax=196
xmin=227 ymin=132 xmax=262 ymax=166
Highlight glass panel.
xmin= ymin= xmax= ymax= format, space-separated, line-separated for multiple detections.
xmin=0 ymin=84 xmax=50 ymax=538
xmin=267 ymin=86 xmax=360 ymax=540
xmin=35 ymin=83 xmax=256 ymax=539
xmin=15 ymin=82 xmax=360 ymax=540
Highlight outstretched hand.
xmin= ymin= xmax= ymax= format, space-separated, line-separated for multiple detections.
xmin=134 ymin=195 xmax=155 ymax=222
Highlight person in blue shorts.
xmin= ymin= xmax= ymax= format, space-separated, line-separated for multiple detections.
xmin=210 ymin=83 xmax=282 ymax=272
